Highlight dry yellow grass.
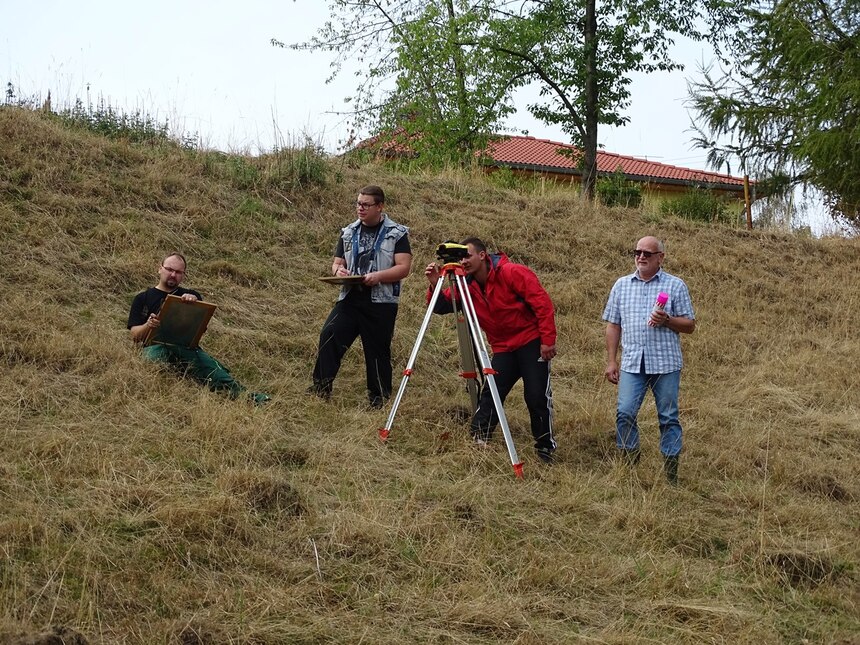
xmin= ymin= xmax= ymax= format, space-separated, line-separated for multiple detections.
xmin=1 ymin=106 xmax=858 ymax=644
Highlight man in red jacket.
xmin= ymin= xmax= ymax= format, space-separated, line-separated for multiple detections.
xmin=424 ymin=238 xmax=558 ymax=463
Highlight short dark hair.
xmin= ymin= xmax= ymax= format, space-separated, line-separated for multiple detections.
xmin=162 ymin=252 xmax=187 ymax=269
xmin=461 ymin=237 xmax=487 ymax=254
xmin=359 ymin=185 xmax=385 ymax=204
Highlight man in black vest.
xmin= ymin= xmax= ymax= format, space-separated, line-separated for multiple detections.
xmin=310 ymin=185 xmax=412 ymax=408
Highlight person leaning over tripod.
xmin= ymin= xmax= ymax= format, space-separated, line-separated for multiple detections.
xmin=602 ymin=236 xmax=696 ymax=485
xmin=311 ymin=185 xmax=412 ymax=408
xmin=424 ymin=238 xmax=558 ymax=464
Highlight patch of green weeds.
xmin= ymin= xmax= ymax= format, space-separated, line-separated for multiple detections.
xmin=227 ymin=157 xmax=261 ymax=190
xmin=661 ymin=188 xmax=735 ymax=224
xmin=265 ymin=141 xmax=329 ymax=190
xmin=54 ymin=98 xmax=172 ymax=145
xmin=597 ymin=170 xmax=642 ymax=208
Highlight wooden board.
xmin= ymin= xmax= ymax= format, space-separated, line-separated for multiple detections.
xmin=144 ymin=295 xmax=217 ymax=349
xmin=318 ymin=275 xmax=366 ymax=286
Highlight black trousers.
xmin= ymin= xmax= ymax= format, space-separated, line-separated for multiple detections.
xmin=471 ymin=338 xmax=556 ymax=452
xmin=312 ymin=294 xmax=398 ymax=403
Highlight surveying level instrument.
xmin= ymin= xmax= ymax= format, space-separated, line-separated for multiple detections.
xmin=435 ymin=241 xmax=470 ymax=263
xmin=436 ymin=243 xmax=482 ymax=412
xmin=378 ymin=243 xmax=524 ymax=479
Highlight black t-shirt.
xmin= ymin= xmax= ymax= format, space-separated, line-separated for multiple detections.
xmin=127 ymin=287 xmax=203 ymax=329
xmin=333 ymin=223 xmax=411 ymax=303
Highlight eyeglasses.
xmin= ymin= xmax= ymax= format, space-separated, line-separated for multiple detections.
xmin=632 ymin=249 xmax=662 ymax=258
xmin=355 ymin=201 xmax=379 ymax=210
xmin=162 ymin=265 xmax=186 ymax=275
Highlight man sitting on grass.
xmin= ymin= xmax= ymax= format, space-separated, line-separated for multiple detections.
xmin=127 ymin=252 xmax=270 ymax=405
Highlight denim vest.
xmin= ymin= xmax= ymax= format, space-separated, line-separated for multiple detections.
xmin=338 ymin=214 xmax=409 ymax=304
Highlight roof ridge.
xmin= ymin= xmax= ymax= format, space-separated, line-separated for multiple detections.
xmin=498 ymin=134 xmax=744 ymax=184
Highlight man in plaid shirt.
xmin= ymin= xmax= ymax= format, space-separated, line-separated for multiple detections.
xmin=602 ymin=236 xmax=696 ymax=484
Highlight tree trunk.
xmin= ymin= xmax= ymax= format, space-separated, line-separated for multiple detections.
xmin=582 ymin=0 xmax=599 ymax=200
xmin=444 ymin=0 xmax=472 ymax=154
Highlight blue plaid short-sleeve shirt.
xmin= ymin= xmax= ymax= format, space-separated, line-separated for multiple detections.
xmin=602 ymin=269 xmax=695 ymax=374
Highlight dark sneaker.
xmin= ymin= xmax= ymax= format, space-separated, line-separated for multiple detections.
xmin=307 ymin=384 xmax=331 ymax=401
xmin=536 ymin=448 xmax=554 ymax=465
xmin=368 ymin=396 xmax=387 ymax=410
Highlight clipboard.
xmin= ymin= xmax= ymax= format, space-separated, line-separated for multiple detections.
xmin=318 ymin=275 xmax=366 ymax=286
xmin=144 ymin=295 xmax=217 ymax=349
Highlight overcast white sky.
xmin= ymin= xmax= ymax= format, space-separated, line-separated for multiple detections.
xmin=2 ymin=0 xmax=726 ymax=172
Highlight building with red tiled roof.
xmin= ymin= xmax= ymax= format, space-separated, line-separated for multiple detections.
xmin=487 ymin=135 xmax=748 ymax=197
xmin=356 ymin=131 xmax=751 ymax=200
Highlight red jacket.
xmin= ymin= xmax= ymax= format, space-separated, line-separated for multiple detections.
xmin=428 ymin=254 xmax=557 ymax=353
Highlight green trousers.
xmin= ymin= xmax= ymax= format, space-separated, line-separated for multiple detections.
xmin=142 ymin=344 xmax=244 ymax=398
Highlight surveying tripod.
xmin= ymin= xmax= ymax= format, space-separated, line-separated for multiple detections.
xmin=378 ymin=254 xmax=524 ymax=479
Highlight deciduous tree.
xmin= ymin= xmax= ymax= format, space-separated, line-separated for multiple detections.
xmin=274 ymin=1 xmax=519 ymax=162
xmin=481 ymin=0 xmax=738 ymax=199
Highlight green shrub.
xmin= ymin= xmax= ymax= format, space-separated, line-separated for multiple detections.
xmin=2 ymin=84 xmax=198 ymax=148
xmin=54 ymin=98 xmax=174 ymax=146
xmin=265 ymin=141 xmax=329 ymax=190
xmin=199 ymin=143 xmax=329 ymax=193
xmin=596 ymin=171 xmax=642 ymax=208
xmin=487 ymin=167 xmax=520 ymax=190
xmin=660 ymin=188 xmax=733 ymax=224
xmin=486 ymin=167 xmax=555 ymax=193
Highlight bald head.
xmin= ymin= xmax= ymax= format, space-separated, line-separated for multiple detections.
xmin=636 ymin=236 xmax=664 ymax=253
xmin=633 ymin=236 xmax=665 ymax=280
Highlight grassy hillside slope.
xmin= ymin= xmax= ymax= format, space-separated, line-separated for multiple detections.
xmin=1 ymin=106 xmax=858 ymax=644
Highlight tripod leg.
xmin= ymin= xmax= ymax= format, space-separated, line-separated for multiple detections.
xmin=452 ymin=285 xmax=481 ymax=414
xmin=454 ymin=273 xmax=524 ymax=479
xmin=378 ymin=276 xmax=448 ymax=441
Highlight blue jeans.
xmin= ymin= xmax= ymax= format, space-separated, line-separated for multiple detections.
xmin=616 ymin=368 xmax=682 ymax=457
